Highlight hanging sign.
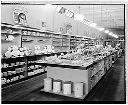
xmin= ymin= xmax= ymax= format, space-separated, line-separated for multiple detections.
xmin=13 ymin=7 xmax=28 ymax=26
xmin=56 ymin=6 xmax=74 ymax=18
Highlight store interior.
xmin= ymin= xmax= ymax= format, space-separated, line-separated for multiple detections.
xmin=1 ymin=1 xmax=125 ymax=103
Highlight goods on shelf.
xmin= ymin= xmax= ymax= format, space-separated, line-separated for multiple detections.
xmin=19 ymin=75 xmax=25 ymax=79
xmin=1 ymin=78 xmax=6 ymax=85
xmin=4 ymin=45 xmax=31 ymax=58
xmin=34 ymin=45 xmax=42 ymax=55
xmin=34 ymin=45 xmax=55 ymax=55
xmin=28 ymin=72 xmax=35 ymax=76
xmin=3 ymin=72 xmax=8 ymax=76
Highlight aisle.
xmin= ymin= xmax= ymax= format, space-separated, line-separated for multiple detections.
xmin=4 ymin=55 xmax=125 ymax=102
xmin=84 ymin=55 xmax=125 ymax=101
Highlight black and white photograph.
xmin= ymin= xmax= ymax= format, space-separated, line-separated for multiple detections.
xmin=1 ymin=0 xmax=127 ymax=104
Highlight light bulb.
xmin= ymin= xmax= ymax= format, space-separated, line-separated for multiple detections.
xmin=98 ymin=27 xmax=104 ymax=31
xmin=104 ymin=30 xmax=109 ymax=33
xmin=89 ymin=23 xmax=97 ymax=27
xmin=112 ymin=34 xmax=118 ymax=38
xmin=109 ymin=32 xmax=113 ymax=35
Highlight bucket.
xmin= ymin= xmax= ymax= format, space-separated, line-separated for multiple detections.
xmin=63 ymin=81 xmax=72 ymax=95
xmin=44 ymin=78 xmax=52 ymax=91
xmin=53 ymin=80 xmax=61 ymax=93
xmin=74 ymin=82 xmax=83 ymax=98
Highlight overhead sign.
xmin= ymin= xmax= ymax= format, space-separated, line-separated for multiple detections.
xmin=56 ymin=6 xmax=74 ymax=18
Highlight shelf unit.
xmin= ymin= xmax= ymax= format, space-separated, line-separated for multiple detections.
xmin=2 ymin=71 xmax=46 ymax=88
xmin=1 ymin=56 xmax=28 ymax=88
xmin=1 ymin=55 xmax=47 ymax=88
xmin=1 ymin=23 xmax=102 ymax=89
xmin=1 ymin=23 xmax=99 ymax=54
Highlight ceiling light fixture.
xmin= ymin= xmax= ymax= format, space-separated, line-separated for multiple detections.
xmin=98 ymin=27 xmax=104 ymax=31
xmin=109 ymin=32 xmax=113 ymax=35
xmin=104 ymin=30 xmax=109 ymax=33
xmin=89 ymin=23 xmax=97 ymax=27
xmin=112 ymin=34 xmax=118 ymax=38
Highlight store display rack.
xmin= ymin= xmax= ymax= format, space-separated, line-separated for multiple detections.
xmin=39 ymin=53 xmax=114 ymax=100
xmin=2 ymin=71 xmax=46 ymax=88
xmin=1 ymin=22 xmax=104 ymax=89
xmin=1 ymin=51 xmax=69 ymax=88
xmin=1 ymin=23 xmax=99 ymax=52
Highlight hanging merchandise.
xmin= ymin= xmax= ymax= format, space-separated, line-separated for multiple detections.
xmin=13 ymin=6 xmax=28 ymax=26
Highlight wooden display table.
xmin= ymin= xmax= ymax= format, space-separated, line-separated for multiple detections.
xmin=39 ymin=54 xmax=113 ymax=100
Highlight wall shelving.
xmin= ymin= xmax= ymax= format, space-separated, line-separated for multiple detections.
xmin=1 ymin=23 xmax=103 ymax=88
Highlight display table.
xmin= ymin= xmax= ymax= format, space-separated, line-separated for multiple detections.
xmin=38 ymin=54 xmax=113 ymax=99
xmin=118 ymin=49 xmax=122 ymax=57
xmin=112 ymin=50 xmax=119 ymax=63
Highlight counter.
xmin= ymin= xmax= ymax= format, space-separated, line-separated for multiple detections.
xmin=39 ymin=53 xmax=113 ymax=99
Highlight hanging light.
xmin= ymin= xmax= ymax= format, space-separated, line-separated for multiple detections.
xmin=115 ymin=35 xmax=118 ymax=39
xmin=112 ymin=34 xmax=118 ymax=38
xmin=104 ymin=30 xmax=109 ymax=33
xmin=97 ymin=27 xmax=104 ymax=31
xmin=109 ymin=32 xmax=113 ymax=35
xmin=89 ymin=23 xmax=97 ymax=27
